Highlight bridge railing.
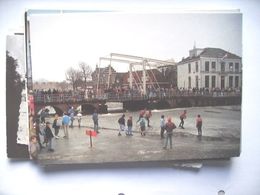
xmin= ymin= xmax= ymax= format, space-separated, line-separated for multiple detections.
xmin=33 ymin=90 xmax=241 ymax=104
xmin=101 ymin=89 xmax=241 ymax=101
xmin=34 ymin=93 xmax=85 ymax=103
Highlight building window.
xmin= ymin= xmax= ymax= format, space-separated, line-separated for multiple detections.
xmin=211 ymin=61 xmax=216 ymax=71
xmin=235 ymin=76 xmax=239 ymax=88
xmin=196 ymin=62 xmax=198 ymax=72
xmin=229 ymin=76 xmax=233 ymax=88
xmin=195 ymin=75 xmax=199 ymax=88
xmin=221 ymin=76 xmax=225 ymax=89
xmin=188 ymin=63 xmax=191 ymax=73
xmin=212 ymin=76 xmax=216 ymax=88
xmin=221 ymin=62 xmax=225 ymax=72
xmin=205 ymin=61 xmax=209 ymax=72
xmin=205 ymin=75 xmax=209 ymax=88
xmin=188 ymin=76 xmax=191 ymax=88
xmin=235 ymin=63 xmax=239 ymax=72
xmin=229 ymin=62 xmax=234 ymax=71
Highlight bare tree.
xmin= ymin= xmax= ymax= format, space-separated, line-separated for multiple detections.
xmin=59 ymin=80 xmax=70 ymax=91
xmin=65 ymin=67 xmax=82 ymax=92
xmin=79 ymin=62 xmax=92 ymax=93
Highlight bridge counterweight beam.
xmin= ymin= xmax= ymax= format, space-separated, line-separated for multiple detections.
xmin=143 ymin=60 xmax=146 ymax=95
xmin=129 ymin=64 xmax=133 ymax=89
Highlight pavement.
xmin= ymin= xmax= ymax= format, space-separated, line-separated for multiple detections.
xmin=38 ymin=106 xmax=241 ymax=166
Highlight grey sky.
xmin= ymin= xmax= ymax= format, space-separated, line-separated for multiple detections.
xmin=29 ymin=12 xmax=242 ymax=81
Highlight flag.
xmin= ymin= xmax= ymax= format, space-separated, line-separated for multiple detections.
xmin=86 ymin=129 xmax=97 ymax=137
xmin=221 ymin=53 xmax=228 ymax=61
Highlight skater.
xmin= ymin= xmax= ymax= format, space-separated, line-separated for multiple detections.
xmin=40 ymin=108 xmax=47 ymax=124
xmin=52 ymin=114 xmax=60 ymax=139
xmin=138 ymin=115 xmax=146 ymax=136
xmin=29 ymin=135 xmax=39 ymax=160
xmin=68 ymin=107 xmax=75 ymax=128
xmin=34 ymin=118 xmax=44 ymax=150
xmin=163 ymin=117 xmax=176 ymax=149
xmin=145 ymin=110 xmax=152 ymax=127
xmin=77 ymin=111 xmax=82 ymax=128
xmin=62 ymin=113 xmax=70 ymax=138
xmin=196 ymin=114 xmax=203 ymax=137
xmin=127 ymin=116 xmax=133 ymax=136
xmin=160 ymin=115 xmax=166 ymax=139
xmin=92 ymin=110 xmax=99 ymax=133
xmin=44 ymin=122 xmax=54 ymax=152
xmin=118 ymin=114 xmax=126 ymax=136
xmin=136 ymin=109 xmax=145 ymax=123
xmin=179 ymin=110 xmax=187 ymax=129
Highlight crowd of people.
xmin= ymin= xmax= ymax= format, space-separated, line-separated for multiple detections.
xmin=105 ymin=86 xmax=241 ymax=100
xmin=33 ymin=89 xmax=87 ymax=103
xmin=32 ymin=86 xmax=241 ymax=104
xmin=29 ymin=106 xmax=204 ymax=160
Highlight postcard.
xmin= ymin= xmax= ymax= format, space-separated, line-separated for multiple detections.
xmin=6 ymin=10 xmax=242 ymax=166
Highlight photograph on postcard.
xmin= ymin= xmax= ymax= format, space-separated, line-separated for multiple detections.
xmin=23 ymin=11 xmax=242 ymax=165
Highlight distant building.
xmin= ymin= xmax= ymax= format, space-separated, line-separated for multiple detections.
xmin=177 ymin=47 xmax=242 ymax=90
xmin=91 ymin=65 xmax=117 ymax=92
xmin=158 ymin=64 xmax=177 ymax=87
xmin=92 ymin=64 xmax=169 ymax=91
xmin=115 ymin=69 xmax=169 ymax=89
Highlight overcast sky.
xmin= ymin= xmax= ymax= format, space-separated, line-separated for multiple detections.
xmin=29 ymin=12 xmax=242 ymax=82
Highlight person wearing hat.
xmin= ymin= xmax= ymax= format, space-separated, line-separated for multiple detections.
xmin=44 ymin=122 xmax=54 ymax=152
xmin=163 ymin=117 xmax=176 ymax=149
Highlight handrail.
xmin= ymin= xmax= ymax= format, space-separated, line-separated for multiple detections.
xmin=33 ymin=90 xmax=241 ymax=104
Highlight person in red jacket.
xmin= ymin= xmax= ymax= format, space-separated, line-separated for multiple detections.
xmin=163 ymin=117 xmax=176 ymax=149
xmin=178 ymin=110 xmax=187 ymax=129
xmin=196 ymin=114 xmax=203 ymax=137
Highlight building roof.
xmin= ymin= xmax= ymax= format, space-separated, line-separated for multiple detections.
xmin=92 ymin=66 xmax=116 ymax=76
xmin=178 ymin=47 xmax=241 ymax=65
xmin=200 ymin=48 xmax=241 ymax=59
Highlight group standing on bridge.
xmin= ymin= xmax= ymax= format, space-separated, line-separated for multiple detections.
xmin=33 ymin=86 xmax=241 ymax=104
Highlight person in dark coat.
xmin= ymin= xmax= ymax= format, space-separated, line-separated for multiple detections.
xmin=160 ymin=115 xmax=166 ymax=139
xmin=52 ymin=114 xmax=60 ymax=138
xmin=179 ymin=110 xmax=187 ymax=129
xmin=44 ymin=122 xmax=54 ymax=152
xmin=118 ymin=114 xmax=126 ymax=136
xmin=35 ymin=118 xmax=44 ymax=150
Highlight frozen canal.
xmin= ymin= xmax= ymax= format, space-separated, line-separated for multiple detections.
xmin=38 ymin=105 xmax=241 ymax=165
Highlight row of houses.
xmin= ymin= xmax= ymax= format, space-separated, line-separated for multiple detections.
xmin=91 ymin=46 xmax=242 ymax=92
